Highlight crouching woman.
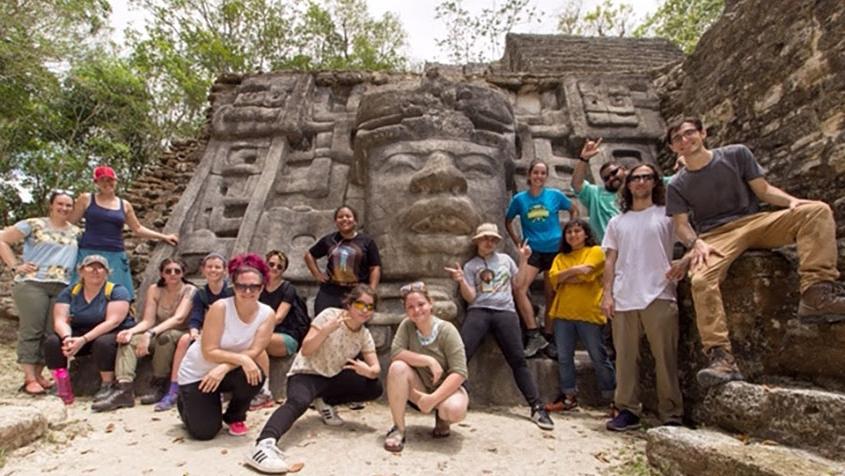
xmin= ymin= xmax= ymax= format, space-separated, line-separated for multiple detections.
xmin=176 ymin=253 xmax=274 ymax=440
xmin=384 ymin=281 xmax=469 ymax=453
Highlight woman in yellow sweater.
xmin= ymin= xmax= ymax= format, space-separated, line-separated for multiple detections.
xmin=545 ymin=219 xmax=615 ymax=412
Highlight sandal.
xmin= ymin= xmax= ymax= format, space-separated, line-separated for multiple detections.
xmin=20 ymin=379 xmax=46 ymax=396
xmin=432 ymin=411 xmax=450 ymax=438
xmin=36 ymin=375 xmax=54 ymax=390
xmin=384 ymin=426 xmax=405 ymax=453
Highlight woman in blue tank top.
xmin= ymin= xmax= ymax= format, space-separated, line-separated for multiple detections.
xmin=70 ymin=165 xmax=179 ymax=300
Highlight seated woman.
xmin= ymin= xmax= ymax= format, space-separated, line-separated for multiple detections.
xmin=177 ymin=253 xmax=274 ymax=440
xmin=251 ymin=250 xmax=311 ymax=410
xmin=155 ymin=252 xmax=231 ymax=412
xmin=245 ymin=285 xmax=382 ymax=474
xmin=545 ymin=219 xmax=615 ymax=412
xmin=384 ymin=281 xmax=469 ymax=453
xmin=44 ymin=255 xmax=134 ymax=405
xmin=93 ymin=258 xmax=196 ymax=412
xmin=445 ymin=223 xmax=553 ymax=430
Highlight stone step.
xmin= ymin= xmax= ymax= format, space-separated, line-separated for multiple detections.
xmin=0 ymin=404 xmax=48 ymax=452
xmin=646 ymin=426 xmax=845 ymax=476
xmin=695 ymin=381 xmax=845 ymax=461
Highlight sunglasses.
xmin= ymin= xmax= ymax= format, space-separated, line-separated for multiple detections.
xmin=268 ymin=262 xmax=287 ymax=270
xmin=600 ymin=167 xmax=621 ymax=182
xmin=233 ymin=283 xmax=263 ymax=293
xmin=629 ymin=174 xmax=656 ymax=183
xmin=351 ymin=300 xmax=375 ymax=312
xmin=163 ymin=267 xmax=183 ymax=275
xmin=399 ymin=281 xmax=427 ymax=298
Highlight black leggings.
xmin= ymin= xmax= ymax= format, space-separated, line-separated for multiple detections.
xmin=313 ymin=283 xmax=350 ymax=316
xmin=257 ymin=370 xmax=382 ymax=442
xmin=44 ymin=331 xmax=118 ymax=372
xmin=178 ymin=368 xmax=264 ymax=441
xmin=461 ymin=307 xmax=541 ymax=407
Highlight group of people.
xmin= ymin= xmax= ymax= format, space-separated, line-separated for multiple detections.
xmin=3 ymin=116 xmax=844 ymax=474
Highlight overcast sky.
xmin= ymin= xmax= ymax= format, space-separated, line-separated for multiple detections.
xmin=109 ymin=0 xmax=662 ymax=63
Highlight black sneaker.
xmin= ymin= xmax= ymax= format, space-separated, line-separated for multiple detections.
xmin=530 ymin=404 xmax=554 ymax=430
xmin=93 ymin=381 xmax=116 ymax=402
xmin=606 ymin=409 xmax=641 ymax=432
xmin=524 ymin=332 xmax=549 ymax=358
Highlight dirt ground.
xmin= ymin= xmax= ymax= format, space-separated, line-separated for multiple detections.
xmin=0 ymin=324 xmax=652 ymax=476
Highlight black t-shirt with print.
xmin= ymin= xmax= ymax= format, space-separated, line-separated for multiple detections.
xmin=308 ymin=232 xmax=381 ymax=286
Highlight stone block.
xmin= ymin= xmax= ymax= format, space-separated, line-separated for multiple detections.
xmin=646 ymin=426 xmax=845 ymax=476
xmin=0 ymin=404 xmax=47 ymax=452
xmin=695 ymin=381 xmax=845 ymax=461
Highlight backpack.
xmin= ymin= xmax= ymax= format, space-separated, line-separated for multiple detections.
xmin=278 ymin=281 xmax=311 ymax=345
xmin=70 ymin=281 xmax=115 ymax=299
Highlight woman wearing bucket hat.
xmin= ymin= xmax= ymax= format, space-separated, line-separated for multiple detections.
xmin=505 ymin=159 xmax=579 ymax=358
xmin=0 ymin=190 xmax=80 ymax=395
xmin=43 ymin=254 xmax=136 ymax=405
xmin=70 ymin=165 xmax=179 ymax=301
xmin=445 ymin=223 xmax=554 ymax=431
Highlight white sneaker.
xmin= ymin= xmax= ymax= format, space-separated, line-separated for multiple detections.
xmin=246 ymin=438 xmax=288 ymax=474
xmin=314 ymin=398 xmax=343 ymax=426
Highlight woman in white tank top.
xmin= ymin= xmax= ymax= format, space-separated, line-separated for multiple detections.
xmin=176 ymin=253 xmax=275 ymax=440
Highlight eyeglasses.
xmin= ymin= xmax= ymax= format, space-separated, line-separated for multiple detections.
xmin=233 ymin=283 xmax=262 ymax=293
xmin=268 ymin=262 xmax=286 ymax=270
xmin=600 ymin=167 xmax=621 ymax=182
xmin=629 ymin=174 xmax=656 ymax=183
xmin=399 ymin=281 xmax=427 ymax=298
xmin=351 ymin=300 xmax=375 ymax=312
xmin=163 ymin=267 xmax=183 ymax=275
xmin=670 ymin=128 xmax=699 ymax=144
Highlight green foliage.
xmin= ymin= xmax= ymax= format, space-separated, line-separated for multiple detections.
xmin=435 ymin=0 xmax=541 ymax=63
xmin=128 ymin=0 xmax=408 ymax=140
xmin=634 ymin=0 xmax=724 ymax=54
xmin=557 ymin=0 xmax=635 ymax=37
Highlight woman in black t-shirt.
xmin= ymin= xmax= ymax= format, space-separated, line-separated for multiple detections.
xmin=304 ymin=205 xmax=382 ymax=315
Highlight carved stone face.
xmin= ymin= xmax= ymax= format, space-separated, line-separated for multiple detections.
xmin=365 ymin=139 xmax=508 ymax=278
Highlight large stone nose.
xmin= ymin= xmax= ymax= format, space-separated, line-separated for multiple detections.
xmin=409 ymin=152 xmax=468 ymax=194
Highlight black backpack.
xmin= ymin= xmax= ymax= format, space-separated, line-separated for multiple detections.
xmin=277 ymin=281 xmax=311 ymax=345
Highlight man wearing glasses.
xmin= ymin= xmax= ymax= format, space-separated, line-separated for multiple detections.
xmin=665 ymin=117 xmax=845 ymax=389
xmin=571 ymin=138 xmax=622 ymax=242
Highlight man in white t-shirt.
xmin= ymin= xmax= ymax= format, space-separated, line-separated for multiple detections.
xmin=601 ymin=163 xmax=688 ymax=431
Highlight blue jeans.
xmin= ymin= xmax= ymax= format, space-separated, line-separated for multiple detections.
xmin=554 ymin=319 xmax=615 ymax=399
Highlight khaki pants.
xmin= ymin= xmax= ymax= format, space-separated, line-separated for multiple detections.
xmin=612 ymin=299 xmax=683 ymax=421
xmin=116 ymin=329 xmax=185 ymax=382
xmin=691 ymin=202 xmax=839 ymax=351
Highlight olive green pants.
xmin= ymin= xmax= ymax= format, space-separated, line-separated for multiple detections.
xmin=13 ymin=281 xmax=66 ymax=365
xmin=115 ymin=329 xmax=186 ymax=382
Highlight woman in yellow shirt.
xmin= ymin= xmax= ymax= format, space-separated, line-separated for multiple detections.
xmin=545 ymin=219 xmax=616 ymax=412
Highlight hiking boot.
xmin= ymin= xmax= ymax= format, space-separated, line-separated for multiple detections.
xmin=530 ymin=404 xmax=554 ymax=430
xmin=696 ymin=347 xmax=744 ymax=389
xmin=545 ymin=394 xmax=577 ymax=412
xmin=246 ymin=438 xmax=288 ymax=474
xmin=93 ymin=381 xmax=115 ymax=403
xmin=798 ymin=282 xmax=845 ymax=323
xmin=91 ymin=382 xmax=135 ymax=412
xmin=314 ymin=398 xmax=343 ymax=426
xmin=523 ymin=332 xmax=549 ymax=358
xmin=139 ymin=378 xmax=168 ymax=405
xmin=606 ymin=409 xmax=641 ymax=432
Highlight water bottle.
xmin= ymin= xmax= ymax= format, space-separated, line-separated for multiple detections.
xmin=52 ymin=368 xmax=74 ymax=405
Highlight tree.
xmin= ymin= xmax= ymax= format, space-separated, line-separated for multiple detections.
xmin=127 ymin=0 xmax=408 ymax=141
xmin=435 ymin=0 xmax=541 ymax=63
xmin=634 ymin=0 xmax=724 ymax=54
xmin=557 ymin=0 xmax=636 ymax=37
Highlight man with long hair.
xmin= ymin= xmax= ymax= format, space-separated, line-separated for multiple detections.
xmin=665 ymin=117 xmax=844 ymax=389
xmin=601 ymin=163 xmax=686 ymax=431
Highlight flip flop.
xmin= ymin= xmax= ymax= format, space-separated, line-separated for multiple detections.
xmin=36 ymin=376 xmax=54 ymax=390
xmin=384 ymin=426 xmax=405 ymax=453
xmin=20 ymin=380 xmax=46 ymax=396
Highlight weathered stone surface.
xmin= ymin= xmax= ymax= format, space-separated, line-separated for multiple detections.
xmin=0 ymin=397 xmax=67 ymax=429
xmin=646 ymin=426 xmax=845 ymax=476
xmin=0 ymin=404 xmax=47 ymax=451
xmin=695 ymin=381 xmax=845 ymax=461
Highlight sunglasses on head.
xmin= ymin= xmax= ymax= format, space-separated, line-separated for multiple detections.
xmin=233 ymin=283 xmax=262 ymax=293
xmin=351 ymin=300 xmax=375 ymax=312
xmin=163 ymin=267 xmax=183 ymax=275
xmin=399 ymin=281 xmax=427 ymax=298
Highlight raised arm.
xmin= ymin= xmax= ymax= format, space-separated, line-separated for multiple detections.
xmin=572 ymin=138 xmax=602 ymax=194
xmin=68 ymin=192 xmax=90 ymax=224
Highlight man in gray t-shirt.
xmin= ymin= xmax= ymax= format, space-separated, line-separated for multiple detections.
xmin=665 ymin=117 xmax=844 ymax=389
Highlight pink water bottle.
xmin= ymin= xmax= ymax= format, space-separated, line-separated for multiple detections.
xmin=53 ymin=368 xmax=74 ymax=405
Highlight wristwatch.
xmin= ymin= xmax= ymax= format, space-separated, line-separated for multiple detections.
xmin=146 ymin=329 xmax=157 ymax=338
xmin=685 ymin=236 xmax=699 ymax=248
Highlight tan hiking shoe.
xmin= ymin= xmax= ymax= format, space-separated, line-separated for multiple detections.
xmin=696 ymin=347 xmax=744 ymax=389
xmin=798 ymin=282 xmax=845 ymax=323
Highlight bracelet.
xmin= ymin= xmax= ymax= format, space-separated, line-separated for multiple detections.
xmin=146 ymin=329 xmax=157 ymax=338
xmin=578 ymin=156 xmax=589 ymax=163
xmin=60 ymin=335 xmax=71 ymax=342
xmin=685 ymin=237 xmax=699 ymax=248
xmin=80 ymin=335 xmax=88 ymax=344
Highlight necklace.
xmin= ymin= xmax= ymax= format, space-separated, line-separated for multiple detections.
xmin=416 ymin=319 xmax=442 ymax=346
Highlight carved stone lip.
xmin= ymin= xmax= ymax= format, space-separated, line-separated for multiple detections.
xmin=400 ymin=196 xmax=481 ymax=236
